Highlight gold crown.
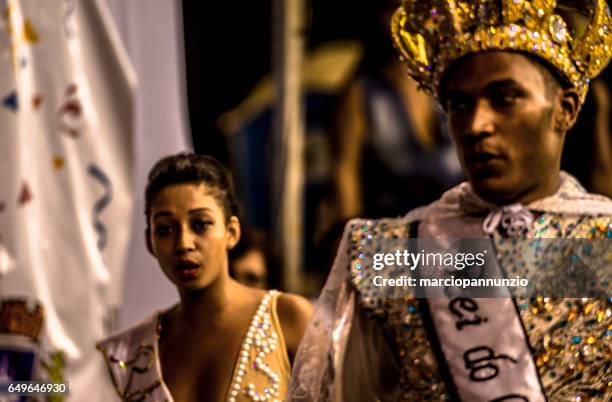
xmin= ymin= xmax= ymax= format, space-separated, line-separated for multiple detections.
xmin=391 ymin=0 xmax=612 ymax=102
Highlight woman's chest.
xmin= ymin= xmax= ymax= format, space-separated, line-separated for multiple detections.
xmin=159 ymin=328 xmax=245 ymax=402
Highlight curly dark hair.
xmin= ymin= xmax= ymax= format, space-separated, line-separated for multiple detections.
xmin=144 ymin=153 xmax=241 ymax=227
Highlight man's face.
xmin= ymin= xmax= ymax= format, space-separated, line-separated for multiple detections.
xmin=443 ymin=51 xmax=565 ymax=204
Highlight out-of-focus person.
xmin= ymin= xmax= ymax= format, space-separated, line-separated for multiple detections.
xmin=333 ymin=0 xmax=462 ymax=221
xmin=563 ymin=76 xmax=612 ymax=197
xmin=229 ymin=229 xmax=276 ymax=290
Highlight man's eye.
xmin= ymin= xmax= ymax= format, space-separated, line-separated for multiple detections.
xmin=154 ymin=225 xmax=173 ymax=236
xmin=492 ymin=92 xmax=519 ymax=107
xmin=447 ymin=98 xmax=469 ymax=113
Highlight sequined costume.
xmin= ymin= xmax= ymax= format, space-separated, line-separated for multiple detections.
xmin=97 ymin=290 xmax=291 ymax=402
xmin=288 ymin=1 xmax=612 ymax=400
xmin=287 ymin=173 xmax=612 ymax=401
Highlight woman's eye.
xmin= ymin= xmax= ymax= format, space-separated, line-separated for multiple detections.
xmin=154 ymin=225 xmax=173 ymax=236
xmin=192 ymin=220 xmax=212 ymax=233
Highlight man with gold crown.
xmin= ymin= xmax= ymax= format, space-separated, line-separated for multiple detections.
xmin=288 ymin=1 xmax=612 ymax=401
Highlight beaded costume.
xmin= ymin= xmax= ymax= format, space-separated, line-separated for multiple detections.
xmin=288 ymin=1 xmax=612 ymax=400
xmin=97 ymin=290 xmax=290 ymax=402
xmin=288 ymin=173 xmax=612 ymax=401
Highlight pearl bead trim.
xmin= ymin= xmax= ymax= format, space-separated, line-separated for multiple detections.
xmin=226 ymin=290 xmax=282 ymax=402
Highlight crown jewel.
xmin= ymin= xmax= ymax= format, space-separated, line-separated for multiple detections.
xmin=391 ymin=0 xmax=612 ymax=102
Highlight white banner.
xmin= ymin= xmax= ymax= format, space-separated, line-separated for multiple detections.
xmin=0 ymin=0 xmax=135 ymax=399
xmin=104 ymin=0 xmax=192 ymax=330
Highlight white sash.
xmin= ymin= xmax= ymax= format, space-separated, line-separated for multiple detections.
xmin=419 ymin=220 xmax=545 ymax=402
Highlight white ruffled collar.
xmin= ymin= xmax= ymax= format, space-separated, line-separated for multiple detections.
xmin=405 ymin=171 xmax=612 ymax=223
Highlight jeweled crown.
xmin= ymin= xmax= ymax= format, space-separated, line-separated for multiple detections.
xmin=391 ymin=0 xmax=612 ymax=102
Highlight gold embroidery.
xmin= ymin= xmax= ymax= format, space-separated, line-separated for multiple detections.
xmin=98 ymin=343 xmax=162 ymax=402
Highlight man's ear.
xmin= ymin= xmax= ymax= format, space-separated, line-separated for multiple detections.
xmin=555 ymin=86 xmax=581 ymax=133
xmin=145 ymin=228 xmax=154 ymax=255
xmin=226 ymin=216 xmax=241 ymax=250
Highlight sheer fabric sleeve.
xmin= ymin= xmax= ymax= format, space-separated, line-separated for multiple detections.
xmin=287 ymin=219 xmax=400 ymax=402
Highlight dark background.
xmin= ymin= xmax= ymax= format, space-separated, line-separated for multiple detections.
xmin=182 ymin=0 xmax=374 ymax=162
xmin=182 ymin=0 xmax=612 ymax=186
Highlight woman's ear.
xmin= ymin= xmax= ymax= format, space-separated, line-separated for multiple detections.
xmin=145 ymin=228 xmax=154 ymax=255
xmin=226 ymin=216 xmax=241 ymax=250
xmin=555 ymin=86 xmax=581 ymax=133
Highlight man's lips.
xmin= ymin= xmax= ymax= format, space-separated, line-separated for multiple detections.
xmin=464 ymin=151 xmax=506 ymax=175
xmin=465 ymin=151 xmax=504 ymax=165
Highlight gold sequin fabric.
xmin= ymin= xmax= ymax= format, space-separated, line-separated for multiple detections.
xmin=390 ymin=0 xmax=612 ymax=103
xmin=348 ymin=214 xmax=612 ymax=401
xmin=511 ymin=216 xmax=612 ymax=400
xmin=349 ymin=219 xmax=450 ymax=401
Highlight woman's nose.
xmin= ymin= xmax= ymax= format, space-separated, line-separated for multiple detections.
xmin=174 ymin=227 xmax=195 ymax=254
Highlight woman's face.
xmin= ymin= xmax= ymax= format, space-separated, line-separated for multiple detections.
xmin=146 ymin=183 xmax=240 ymax=292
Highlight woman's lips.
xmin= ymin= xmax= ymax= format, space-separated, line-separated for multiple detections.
xmin=175 ymin=260 xmax=201 ymax=280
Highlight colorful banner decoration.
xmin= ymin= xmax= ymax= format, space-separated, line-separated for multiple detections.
xmin=0 ymin=0 xmax=136 ymax=400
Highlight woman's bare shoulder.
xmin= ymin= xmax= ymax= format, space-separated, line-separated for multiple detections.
xmin=275 ymin=293 xmax=313 ymax=356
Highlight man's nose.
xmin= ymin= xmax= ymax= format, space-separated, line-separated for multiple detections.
xmin=465 ymin=99 xmax=495 ymax=138
xmin=174 ymin=227 xmax=195 ymax=254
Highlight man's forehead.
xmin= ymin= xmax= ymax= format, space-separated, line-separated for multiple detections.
xmin=444 ymin=51 xmax=546 ymax=93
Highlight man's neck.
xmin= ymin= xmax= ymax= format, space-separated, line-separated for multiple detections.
xmin=481 ymin=174 xmax=562 ymax=206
